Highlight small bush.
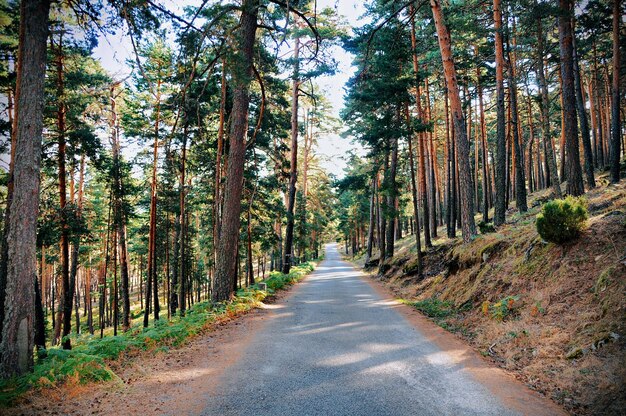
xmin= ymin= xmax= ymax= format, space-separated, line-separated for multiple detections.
xmin=536 ymin=196 xmax=588 ymax=244
xmin=477 ymin=221 xmax=496 ymax=234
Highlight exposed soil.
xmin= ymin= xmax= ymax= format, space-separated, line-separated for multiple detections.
xmin=355 ymin=180 xmax=626 ymax=415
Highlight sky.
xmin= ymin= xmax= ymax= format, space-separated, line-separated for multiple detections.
xmin=92 ymin=0 xmax=368 ymax=178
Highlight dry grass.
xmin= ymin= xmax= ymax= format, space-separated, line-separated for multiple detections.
xmin=358 ymin=177 xmax=626 ymax=415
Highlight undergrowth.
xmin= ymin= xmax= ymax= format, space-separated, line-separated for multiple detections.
xmin=402 ymin=297 xmax=456 ymax=319
xmin=0 ymin=262 xmax=315 ymax=407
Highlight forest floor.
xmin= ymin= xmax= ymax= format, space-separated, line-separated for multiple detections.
xmin=351 ymin=176 xmax=626 ymax=416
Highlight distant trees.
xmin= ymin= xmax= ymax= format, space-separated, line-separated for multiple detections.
xmin=338 ymin=0 xmax=624 ymax=261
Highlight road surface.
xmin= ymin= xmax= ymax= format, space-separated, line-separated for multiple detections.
xmin=201 ymin=243 xmax=563 ymax=416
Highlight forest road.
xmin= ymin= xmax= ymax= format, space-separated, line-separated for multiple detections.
xmin=201 ymin=243 xmax=565 ymax=416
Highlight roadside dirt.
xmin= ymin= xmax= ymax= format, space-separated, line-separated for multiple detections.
xmin=8 ymin=289 xmax=301 ymax=416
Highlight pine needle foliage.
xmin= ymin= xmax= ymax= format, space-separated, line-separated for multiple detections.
xmin=536 ymin=197 xmax=588 ymax=244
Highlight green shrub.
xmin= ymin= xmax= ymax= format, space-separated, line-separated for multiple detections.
xmin=536 ymin=196 xmax=588 ymax=244
xmin=405 ymin=298 xmax=455 ymax=318
xmin=477 ymin=221 xmax=496 ymax=234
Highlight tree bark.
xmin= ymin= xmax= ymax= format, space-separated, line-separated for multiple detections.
xmin=535 ymin=12 xmax=562 ymax=198
xmin=213 ymin=0 xmax=259 ymax=302
xmin=609 ymin=0 xmax=621 ymax=182
xmin=559 ymin=0 xmax=585 ymax=196
xmin=493 ymin=0 xmax=507 ymax=225
xmin=283 ymin=32 xmax=300 ymax=274
xmin=572 ymin=22 xmax=596 ymax=188
xmin=430 ymin=0 xmax=476 ymax=241
xmin=0 ymin=0 xmax=51 ymax=377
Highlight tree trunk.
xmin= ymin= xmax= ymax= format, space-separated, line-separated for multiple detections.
xmin=385 ymin=137 xmax=399 ymax=258
xmin=493 ymin=0 xmax=507 ymax=225
xmin=409 ymin=13 xmax=431 ymax=247
xmin=100 ymin=196 xmax=112 ymax=337
xmin=444 ymin=83 xmax=456 ymax=238
xmin=506 ymin=29 xmax=528 ymax=212
xmin=109 ymin=85 xmax=131 ymax=331
xmin=592 ymin=43 xmax=606 ymax=168
xmin=405 ymin=105 xmax=423 ymax=276
xmin=379 ymin=155 xmax=388 ymax=267
xmin=365 ymin=173 xmax=377 ymax=264
xmin=559 ymin=0 xmax=585 ymax=196
xmin=54 ymin=33 xmax=74 ymax=350
xmin=283 ymin=32 xmax=300 ymax=274
xmin=415 ymin=89 xmax=431 ymax=243
xmin=476 ymin=54 xmax=489 ymax=222
xmin=572 ymin=22 xmax=596 ymax=188
xmin=144 ymin=78 xmax=162 ymax=327
xmin=609 ymin=0 xmax=621 ymax=183
xmin=0 ymin=0 xmax=51 ymax=377
xmin=430 ymin=0 xmax=476 ymax=241
xmin=247 ymin=206 xmax=254 ymax=286
xmin=535 ymin=12 xmax=562 ymax=198
xmin=70 ymin=156 xmax=86 ymax=335
xmin=178 ymin=126 xmax=188 ymax=316
xmin=213 ymin=60 xmax=227 ymax=265
xmin=213 ymin=0 xmax=259 ymax=302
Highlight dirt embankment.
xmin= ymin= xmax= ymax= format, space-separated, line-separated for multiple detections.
xmin=359 ymin=182 xmax=626 ymax=415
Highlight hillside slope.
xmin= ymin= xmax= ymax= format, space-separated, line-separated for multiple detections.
xmin=353 ymin=180 xmax=626 ymax=415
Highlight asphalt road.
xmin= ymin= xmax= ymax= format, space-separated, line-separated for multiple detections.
xmin=201 ymin=243 xmax=561 ymax=416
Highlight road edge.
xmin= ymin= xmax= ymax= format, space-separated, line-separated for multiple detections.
xmin=342 ymin=252 xmax=568 ymax=416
